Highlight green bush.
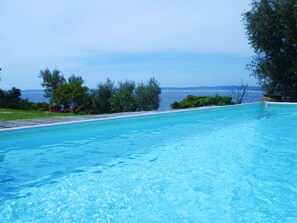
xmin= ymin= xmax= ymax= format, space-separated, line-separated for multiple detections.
xmin=92 ymin=78 xmax=115 ymax=114
xmin=34 ymin=102 xmax=50 ymax=111
xmin=171 ymin=95 xmax=233 ymax=109
xmin=92 ymin=78 xmax=161 ymax=113
xmin=109 ymin=90 xmax=138 ymax=113
xmin=0 ymin=87 xmax=22 ymax=109
xmin=109 ymin=81 xmax=137 ymax=113
xmin=51 ymin=75 xmax=89 ymax=110
xmin=135 ymin=78 xmax=161 ymax=111
xmin=19 ymin=99 xmax=34 ymax=110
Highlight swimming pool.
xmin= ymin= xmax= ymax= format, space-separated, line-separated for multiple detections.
xmin=0 ymin=103 xmax=296 ymax=222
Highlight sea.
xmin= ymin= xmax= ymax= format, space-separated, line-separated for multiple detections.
xmin=21 ymin=89 xmax=264 ymax=111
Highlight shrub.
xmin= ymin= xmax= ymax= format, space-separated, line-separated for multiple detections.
xmin=109 ymin=90 xmax=137 ymax=112
xmin=0 ymin=87 xmax=22 ymax=109
xmin=135 ymin=78 xmax=161 ymax=111
xmin=170 ymin=95 xmax=233 ymax=109
xmin=51 ymin=75 xmax=89 ymax=112
xmin=92 ymin=78 xmax=115 ymax=114
xmin=109 ymin=80 xmax=137 ymax=113
xmin=92 ymin=79 xmax=161 ymax=113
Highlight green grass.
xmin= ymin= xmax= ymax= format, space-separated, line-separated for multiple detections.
xmin=0 ymin=108 xmax=78 ymax=121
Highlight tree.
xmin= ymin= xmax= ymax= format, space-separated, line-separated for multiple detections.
xmin=52 ymin=75 xmax=89 ymax=110
xmin=0 ymin=89 xmax=5 ymax=107
xmin=109 ymin=80 xmax=137 ymax=112
xmin=135 ymin=78 xmax=161 ymax=111
xmin=68 ymin=74 xmax=84 ymax=85
xmin=52 ymin=84 xmax=73 ymax=109
xmin=0 ymin=87 xmax=22 ymax=109
xmin=243 ymin=0 xmax=297 ymax=101
xmin=92 ymin=78 xmax=161 ymax=113
xmin=92 ymin=78 xmax=115 ymax=114
xmin=7 ymin=87 xmax=21 ymax=106
xmin=109 ymin=90 xmax=137 ymax=112
xmin=230 ymin=80 xmax=251 ymax=104
xmin=39 ymin=68 xmax=66 ymax=98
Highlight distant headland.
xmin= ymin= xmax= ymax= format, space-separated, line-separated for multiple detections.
xmin=22 ymin=86 xmax=263 ymax=92
xmin=161 ymin=86 xmax=262 ymax=91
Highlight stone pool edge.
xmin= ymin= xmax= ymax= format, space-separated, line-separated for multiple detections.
xmin=0 ymin=102 xmax=269 ymax=131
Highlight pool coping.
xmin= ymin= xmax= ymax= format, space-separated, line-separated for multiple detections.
xmin=1 ymin=102 xmax=295 ymax=132
xmin=0 ymin=105 xmax=221 ymax=131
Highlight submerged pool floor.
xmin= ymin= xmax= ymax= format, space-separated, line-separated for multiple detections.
xmin=0 ymin=103 xmax=297 ymax=222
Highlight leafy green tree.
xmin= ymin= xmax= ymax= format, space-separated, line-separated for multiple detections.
xmin=109 ymin=90 xmax=137 ymax=112
xmin=109 ymin=80 xmax=137 ymax=112
xmin=243 ymin=0 xmax=297 ymax=101
xmin=52 ymin=75 xmax=89 ymax=110
xmin=0 ymin=87 xmax=22 ymax=109
xmin=135 ymin=78 xmax=161 ymax=111
xmin=92 ymin=78 xmax=115 ymax=114
xmin=52 ymin=84 xmax=72 ymax=109
xmin=68 ymin=74 xmax=84 ymax=85
xmin=7 ymin=87 xmax=21 ymax=106
xmin=92 ymin=78 xmax=161 ymax=114
xmin=117 ymin=80 xmax=135 ymax=94
xmin=39 ymin=68 xmax=66 ymax=99
xmin=0 ymin=89 xmax=5 ymax=107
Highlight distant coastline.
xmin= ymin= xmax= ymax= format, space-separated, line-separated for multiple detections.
xmin=161 ymin=86 xmax=262 ymax=91
xmin=22 ymin=86 xmax=263 ymax=92
xmin=21 ymin=87 xmax=264 ymax=110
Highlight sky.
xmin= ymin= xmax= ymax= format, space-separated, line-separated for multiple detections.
xmin=0 ymin=0 xmax=256 ymax=89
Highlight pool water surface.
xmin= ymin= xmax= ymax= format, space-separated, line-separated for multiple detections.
xmin=0 ymin=103 xmax=297 ymax=222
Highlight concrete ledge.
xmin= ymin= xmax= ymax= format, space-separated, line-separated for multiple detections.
xmin=0 ymin=111 xmax=156 ymax=129
xmin=0 ymin=103 xmax=262 ymax=131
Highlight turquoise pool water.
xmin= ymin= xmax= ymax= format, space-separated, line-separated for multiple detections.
xmin=0 ymin=103 xmax=296 ymax=222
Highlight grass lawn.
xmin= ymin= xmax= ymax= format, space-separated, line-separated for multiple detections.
xmin=0 ymin=108 xmax=78 ymax=121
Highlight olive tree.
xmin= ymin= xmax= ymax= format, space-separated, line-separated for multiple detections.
xmin=52 ymin=75 xmax=89 ymax=110
xmin=243 ymin=0 xmax=297 ymax=101
xmin=135 ymin=78 xmax=161 ymax=111
xmin=39 ymin=68 xmax=66 ymax=98
xmin=109 ymin=80 xmax=137 ymax=112
xmin=92 ymin=78 xmax=115 ymax=114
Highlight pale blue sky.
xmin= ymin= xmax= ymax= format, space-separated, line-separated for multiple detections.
xmin=0 ymin=0 xmax=256 ymax=89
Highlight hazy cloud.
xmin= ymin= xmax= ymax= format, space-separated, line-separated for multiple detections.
xmin=0 ymin=0 xmax=254 ymax=89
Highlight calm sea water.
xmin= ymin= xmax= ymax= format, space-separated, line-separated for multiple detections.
xmin=0 ymin=103 xmax=296 ymax=222
xmin=22 ymin=90 xmax=263 ymax=110
xmin=159 ymin=90 xmax=263 ymax=110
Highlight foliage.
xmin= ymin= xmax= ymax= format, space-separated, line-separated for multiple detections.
xmin=52 ymin=84 xmax=73 ymax=109
xmin=6 ymin=87 xmax=21 ymax=108
xmin=0 ymin=89 xmax=5 ymax=105
xmin=19 ymin=99 xmax=49 ymax=111
xmin=109 ymin=80 xmax=137 ymax=113
xmin=68 ymin=74 xmax=84 ymax=85
xmin=135 ymin=78 xmax=161 ymax=111
xmin=0 ymin=87 xmax=22 ymax=109
xmin=171 ymin=95 xmax=233 ymax=109
xmin=2 ymin=70 xmax=162 ymax=115
xmin=109 ymin=90 xmax=138 ymax=112
xmin=0 ymin=87 xmax=50 ymax=111
xmin=92 ymin=78 xmax=115 ymax=114
xmin=39 ymin=68 xmax=66 ymax=98
xmin=92 ymin=78 xmax=161 ymax=113
xmin=243 ymin=0 xmax=297 ymax=101
xmin=52 ymin=75 xmax=89 ymax=110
